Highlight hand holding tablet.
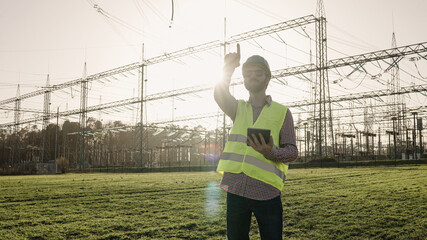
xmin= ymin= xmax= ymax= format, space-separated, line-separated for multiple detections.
xmin=247 ymin=128 xmax=270 ymax=146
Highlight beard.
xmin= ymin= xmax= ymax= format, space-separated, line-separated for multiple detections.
xmin=244 ymin=78 xmax=267 ymax=93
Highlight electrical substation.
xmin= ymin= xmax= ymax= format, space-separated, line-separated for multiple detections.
xmin=1 ymin=1 xmax=426 ymax=174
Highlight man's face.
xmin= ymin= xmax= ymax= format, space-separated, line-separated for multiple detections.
xmin=243 ymin=65 xmax=269 ymax=93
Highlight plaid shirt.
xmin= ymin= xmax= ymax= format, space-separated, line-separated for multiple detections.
xmin=220 ymin=96 xmax=298 ymax=200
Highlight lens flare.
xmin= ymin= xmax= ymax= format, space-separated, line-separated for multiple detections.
xmin=202 ymin=143 xmax=222 ymax=163
xmin=204 ymin=181 xmax=222 ymax=218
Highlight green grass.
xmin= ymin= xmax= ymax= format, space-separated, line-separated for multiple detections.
xmin=0 ymin=166 xmax=426 ymax=239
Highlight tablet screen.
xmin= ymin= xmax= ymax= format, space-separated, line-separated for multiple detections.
xmin=247 ymin=128 xmax=271 ymax=146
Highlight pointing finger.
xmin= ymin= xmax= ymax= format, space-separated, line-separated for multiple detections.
xmin=237 ymin=43 xmax=240 ymax=59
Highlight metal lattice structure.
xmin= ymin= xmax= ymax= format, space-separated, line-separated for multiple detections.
xmin=313 ymin=0 xmax=333 ymax=157
xmin=0 ymin=41 xmax=426 ymax=128
xmin=1 ymin=6 xmax=426 ymax=167
xmin=41 ymin=75 xmax=51 ymax=162
xmin=79 ymin=63 xmax=89 ymax=168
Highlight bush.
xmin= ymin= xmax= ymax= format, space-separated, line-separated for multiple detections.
xmin=56 ymin=157 xmax=69 ymax=173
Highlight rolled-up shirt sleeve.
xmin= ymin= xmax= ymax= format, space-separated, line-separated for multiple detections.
xmin=265 ymin=109 xmax=298 ymax=163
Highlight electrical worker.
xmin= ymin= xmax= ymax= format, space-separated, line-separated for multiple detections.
xmin=214 ymin=43 xmax=298 ymax=240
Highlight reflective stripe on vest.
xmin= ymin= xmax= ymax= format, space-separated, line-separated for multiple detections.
xmin=227 ymin=134 xmax=247 ymax=143
xmin=220 ymin=151 xmax=285 ymax=181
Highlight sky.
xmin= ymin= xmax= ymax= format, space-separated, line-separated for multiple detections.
xmin=0 ymin=0 xmax=426 ymax=131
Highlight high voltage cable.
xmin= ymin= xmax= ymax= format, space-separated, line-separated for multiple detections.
xmin=338 ymin=73 xmax=368 ymax=90
xmin=413 ymin=61 xmax=427 ymax=80
xmin=269 ymin=33 xmax=311 ymax=56
xmin=327 ymin=45 xmax=391 ymax=89
xmin=170 ymin=0 xmax=174 ymax=28
xmin=87 ymin=0 xmax=168 ymax=49
xmin=231 ymin=0 xmax=308 ymax=39
xmin=329 ymin=46 xmax=426 ymax=90
xmin=143 ymin=0 xmax=169 ymax=24
xmin=380 ymin=58 xmax=426 ymax=86
xmin=89 ymin=1 xmax=144 ymax=35
xmin=133 ymin=0 xmax=146 ymax=23
xmin=327 ymin=21 xmax=380 ymax=51
xmin=327 ymin=32 xmax=427 ymax=88
xmin=229 ymin=0 xmax=314 ymax=60
xmin=246 ymin=41 xmax=306 ymax=66
xmin=103 ymin=16 xmax=140 ymax=57
xmin=230 ymin=0 xmax=407 ymax=86
xmin=3 ymin=16 xmax=427 ymax=129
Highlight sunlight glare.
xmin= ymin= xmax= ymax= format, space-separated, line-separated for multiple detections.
xmin=204 ymin=180 xmax=222 ymax=218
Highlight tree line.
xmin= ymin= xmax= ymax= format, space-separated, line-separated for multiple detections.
xmin=0 ymin=118 xmax=224 ymax=173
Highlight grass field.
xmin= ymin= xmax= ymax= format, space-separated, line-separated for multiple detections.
xmin=0 ymin=165 xmax=426 ymax=240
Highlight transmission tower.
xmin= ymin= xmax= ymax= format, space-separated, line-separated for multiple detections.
xmin=42 ymin=75 xmax=51 ymax=162
xmin=136 ymin=44 xmax=147 ymax=168
xmin=364 ymin=100 xmax=375 ymax=137
xmin=363 ymin=100 xmax=375 ymax=155
xmin=314 ymin=0 xmax=334 ymax=158
xmin=79 ymin=63 xmax=88 ymax=169
xmin=388 ymin=32 xmax=404 ymax=155
xmin=98 ymin=96 xmax=102 ymax=121
xmin=14 ymin=84 xmax=21 ymax=134
xmin=309 ymin=40 xmax=316 ymax=159
xmin=12 ymin=84 xmax=21 ymax=166
xmin=0 ymin=11 xmax=426 ymax=168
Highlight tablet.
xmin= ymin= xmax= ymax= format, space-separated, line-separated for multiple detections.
xmin=247 ymin=128 xmax=271 ymax=146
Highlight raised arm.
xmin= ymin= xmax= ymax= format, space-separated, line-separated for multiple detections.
xmin=214 ymin=44 xmax=240 ymax=121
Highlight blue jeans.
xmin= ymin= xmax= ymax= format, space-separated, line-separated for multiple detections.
xmin=226 ymin=192 xmax=283 ymax=240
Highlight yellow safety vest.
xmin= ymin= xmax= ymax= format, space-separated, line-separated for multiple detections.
xmin=217 ymin=100 xmax=288 ymax=190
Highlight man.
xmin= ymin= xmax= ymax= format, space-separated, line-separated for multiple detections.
xmin=214 ymin=43 xmax=298 ymax=240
